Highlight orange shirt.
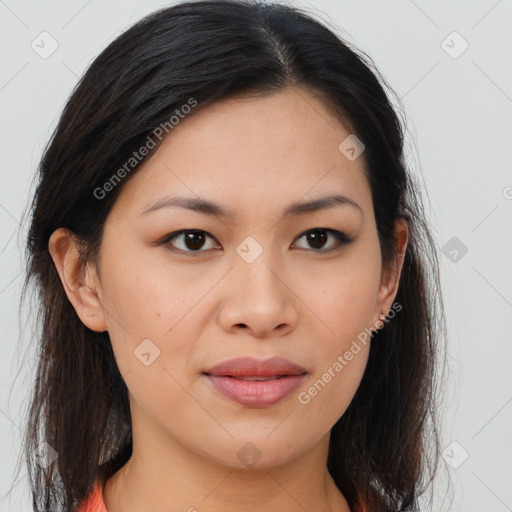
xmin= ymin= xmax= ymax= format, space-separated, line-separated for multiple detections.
xmin=78 ymin=479 xmax=369 ymax=511
xmin=77 ymin=479 xmax=107 ymax=512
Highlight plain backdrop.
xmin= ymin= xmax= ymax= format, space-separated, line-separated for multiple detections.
xmin=0 ymin=1 xmax=511 ymax=511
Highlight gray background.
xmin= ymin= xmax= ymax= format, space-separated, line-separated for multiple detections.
xmin=1 ymin=1 xmax=511 ymax=511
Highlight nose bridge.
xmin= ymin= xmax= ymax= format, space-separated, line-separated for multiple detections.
xmin=233 ymin=236 xmax=285 ymax=303
xmin=218 ymin=236 xmax=298 ymax=336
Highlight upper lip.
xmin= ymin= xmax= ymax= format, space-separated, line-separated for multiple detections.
xmin=204 ymin=356 xmax=307 ymax=378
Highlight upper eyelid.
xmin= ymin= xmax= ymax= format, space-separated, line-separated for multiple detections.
xmin=163 ymin=229 xmax=219 ymax=244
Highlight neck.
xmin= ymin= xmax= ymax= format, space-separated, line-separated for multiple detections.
xmin=103 ymin=426 xmax=351 ymax=512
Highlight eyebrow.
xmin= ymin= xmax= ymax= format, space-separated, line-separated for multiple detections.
xmin=139 ymin=194 xmax=363 ymax=219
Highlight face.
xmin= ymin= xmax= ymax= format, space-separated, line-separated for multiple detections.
xmin=53 ymin=86 xmax=407 ymax=470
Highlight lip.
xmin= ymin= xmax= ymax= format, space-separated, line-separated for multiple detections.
xmin=203 ymin=356 xmax=308 ymax=408
xmin=204 ymin=356 xmax=307 ymax=378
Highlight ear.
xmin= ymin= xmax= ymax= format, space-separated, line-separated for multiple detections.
xmin=48 ymin=227 xmax=108 ymax=332
xmin=373 ymin=217 xmax=409 ymax=325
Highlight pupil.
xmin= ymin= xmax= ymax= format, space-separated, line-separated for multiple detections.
xmin=308 ymin=230 xmax=327 ymax=249
xmin=185 ymin=231 xmax=205 ymax=250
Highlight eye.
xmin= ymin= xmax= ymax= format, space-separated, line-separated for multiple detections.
xmin=162 ymin=230 xmax=220 ymax=253
xmin=292 ymin=228 xmax=354 ymax=252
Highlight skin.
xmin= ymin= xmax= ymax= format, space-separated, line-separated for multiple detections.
xmin=49 ymin=86 xmax=408 ymax=512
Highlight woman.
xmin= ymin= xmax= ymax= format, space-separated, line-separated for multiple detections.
xmin=21 ymin=0 xmax=448 ymax=510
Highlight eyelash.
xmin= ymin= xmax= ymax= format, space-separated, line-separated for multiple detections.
xmin=160 ymin=228 xmax=354 ymax=255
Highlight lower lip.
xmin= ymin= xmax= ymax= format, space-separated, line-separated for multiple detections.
xmin=204 ymin=374 xmax=307 ymax=408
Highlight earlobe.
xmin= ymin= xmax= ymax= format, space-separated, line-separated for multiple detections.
xmin=48 ymin=227 xmax=108 ymax=332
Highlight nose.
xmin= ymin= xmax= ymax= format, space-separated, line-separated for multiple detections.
xmin=217 ymin=256 xmax=299 ymax=339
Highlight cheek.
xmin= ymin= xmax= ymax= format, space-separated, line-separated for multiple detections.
xmin=100 ymin=242 xmax=201 ymax=334
xmin=99 ymin=261 xmax=203 ymax=425
xmin=322 ymin=274 xmax=378 ymax=339
xmin=96 ymin=250 xmax=185 ymax=371
xmin=295 ymin=299 xmax=373 ymax=435
xmin=287 ymin=253 xmax=379 ymax=428
xmin=301 ymin=249 xmax=382 ymax=339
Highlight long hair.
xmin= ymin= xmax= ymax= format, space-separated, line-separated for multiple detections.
xmin=16 ymin=1 xmax=450 ymax=510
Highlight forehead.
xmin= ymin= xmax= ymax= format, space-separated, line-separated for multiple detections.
xmin=109 ymin=87 xmax=372 ymax=222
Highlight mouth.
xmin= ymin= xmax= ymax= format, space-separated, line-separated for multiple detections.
xmin=202 ymin=356 xmax=308 ymax=407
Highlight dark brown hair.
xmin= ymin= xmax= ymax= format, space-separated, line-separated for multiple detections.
xmin=15 ymin=1 xmax=450 ymax=510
